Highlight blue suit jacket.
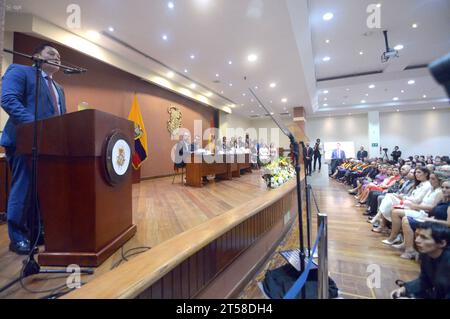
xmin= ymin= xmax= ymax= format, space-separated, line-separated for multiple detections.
xmin=1 ymin=64 xmax=67 ymax=148
xmin=331 ymin=149 xmax=346 ymax=160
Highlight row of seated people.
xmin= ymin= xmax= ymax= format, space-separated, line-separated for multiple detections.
xmin=331 ymin=158 xmax=450 ymax=298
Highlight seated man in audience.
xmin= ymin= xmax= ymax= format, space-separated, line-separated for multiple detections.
xmin=391 ymin=222 xmax=450 ymax=299
xmin=347 ymin=162 xmax=379 ymax=194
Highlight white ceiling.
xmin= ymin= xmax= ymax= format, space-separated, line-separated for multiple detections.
xmin=5 ymin=0 xmax=450 ymax=118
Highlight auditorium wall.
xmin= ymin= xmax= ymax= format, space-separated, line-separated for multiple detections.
xmin=9 ymin=33 xmax=217 ymax=179
xmin=305 ymin=109 xmax=450 ymax=159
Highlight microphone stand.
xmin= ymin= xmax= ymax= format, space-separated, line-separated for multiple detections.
xmin=0 ymin=49 xmax=92 ymax=295
xmin=248 ymin=89 xmax=307 ymax=299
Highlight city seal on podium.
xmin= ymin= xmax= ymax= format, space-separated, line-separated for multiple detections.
xmin=105 ymin=130 xmax=132 ymax=186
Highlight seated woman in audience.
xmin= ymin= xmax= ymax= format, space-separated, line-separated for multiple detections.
xmin=381 ymin=172 xmax=445 ymax=247
xmin=371 ymin=167 xmax=432 ymax=230
xmin=355 ymin=165 xmax=388 ymax=198
xmin=357 ymin=166 xmax=400 ymax=204
xmin=393 ymin=179 xmax=450 ymax=259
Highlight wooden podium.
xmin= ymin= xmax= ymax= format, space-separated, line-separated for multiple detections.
xmin=17 ymin=109 xmax=137 ymax=267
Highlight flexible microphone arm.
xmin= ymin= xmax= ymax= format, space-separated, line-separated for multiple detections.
xmin=3 ymin=48 xmax=87 ymax=74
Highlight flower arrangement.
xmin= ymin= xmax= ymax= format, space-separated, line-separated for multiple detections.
xmin=261 ymin=156 xmax=296 ymax=189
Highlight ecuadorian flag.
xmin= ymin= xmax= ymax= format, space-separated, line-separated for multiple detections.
xmin=128 ymin=95 xmax=148 ymax=169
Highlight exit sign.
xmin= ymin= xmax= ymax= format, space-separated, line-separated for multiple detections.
xmin=372 ymin=143 xmax=379 ymax=147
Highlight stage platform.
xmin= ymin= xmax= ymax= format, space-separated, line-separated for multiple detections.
xmin=0 ymin=171 xmax=297 ymax=299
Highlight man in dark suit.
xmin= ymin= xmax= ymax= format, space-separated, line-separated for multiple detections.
xmin=391 ymin=146 xmax=402 ymax=163
xmin=304 ymin=143 xmax=314 ymax=176
xmin=1 ymin=43 xmax=67 ymax=254
xmin=357 ymin=146 xmax=368 ymax=161
xmin=175 ymin=132 xmax=191 ymax=168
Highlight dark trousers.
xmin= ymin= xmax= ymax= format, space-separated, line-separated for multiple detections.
xmin=367 ymin=191 xmax=383 ymax=215
xmin=5 ymin=147 xmax=31 ymax=243
xmin=306 ymin=160 xmax=312 ymax=175
xmin=313 ymin=154 xmax=322 ymax=171
xmin=330 ymin=159 xmax=342 ymax=175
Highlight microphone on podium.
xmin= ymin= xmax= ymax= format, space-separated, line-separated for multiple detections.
xmin=63 ymin=68 xmax=87 ymax=75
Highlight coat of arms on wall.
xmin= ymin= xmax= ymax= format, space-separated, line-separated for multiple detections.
xmin=167 ymin=106 xmax=182 ymax=136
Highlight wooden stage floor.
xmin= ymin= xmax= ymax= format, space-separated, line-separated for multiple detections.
xmin=0 ymin=172 xmax=270 ymax=299
xmin=240 ymin=166 xmax=420 ymax=299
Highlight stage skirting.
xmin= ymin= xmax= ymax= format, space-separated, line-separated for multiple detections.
xmin=64 ymin=179 xmax=297 ymax=299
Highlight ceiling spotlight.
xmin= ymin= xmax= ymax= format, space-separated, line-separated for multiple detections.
xmin=162 ymin=34 xmax=168 ymax=41
xmin=322 ymin=12 xmax=334 ymax=21
xmin=401 ymin=90 xmax=405 ymax=93
xmin=228 ymin=60 xmax=233 ymax=65
xmin=422 ymin=94 xmax=427 ymax=98
xmin=376 ymin=3 xmax=381 ymax=8
xmin=251 ymin=99 xmax=254 ymax=102
xmin=359 ymin=51 xmax=364 ymax=55
xmin=108 ymin=27 xmax=115 ymax=32
xmin=369 ymin=84 xmax=375 ymax=89
xmin=408 ymin=80 xmax=415 ymax=85
xmin=322 ymin=56 xmax=331 ymax=62
xmin=87 ymin=30 xmax=101 ymax=40
xmin=282 ymin=98 xmax=288 ymax=103
xmin=365 ymin=93 xmax=369 ymax=97
xmin=433 ymin=107 xmax=436 ymax=110
xmin=361 ymin=100 xmax=366 ymax=103
xmin=221 ymin=90 xmax=224 ymax=94
xmin=167 ymin=71 xmax=174 ymax=78
xmin=247 ymin=54 xmax=258 ymax=62
xmin=346 ymin=88 xmax=350 ymax=92
xmin=215 ymin=73 xmax=219 ymax=77
xmin=206 ymin=92 xmax=213 ymax=97
xmin=412 ymin=23 xmax=418 ymax=29
xmin=325 ymin=39 xmax=330 ymax=44
xmin=323 ymin=103 xmax=328 ymax=107
xmin=342 ymin=102 xmax=346 ymax=105
xmin=168 ymin=2 xmax=175 ymax=9
xmin=394 ymin=44 xmax=404 ymax=51
xmin=270 ymin=83 xmax=277 ymax=88
xmin=393 ymin=97 xmax=399 ymax=101
xmin=397 ymin=109 xmax=400 ymax=112
xmin=190 ymin=54 xmax=195 ymax=59
xmin=242 ymin=93 xmax=246 ymax=96
xmin=190 ymin=83 xmax=196 ymax=89
xmin=323 ymin=90 xmax=329 ymax=94
xmin=270 ymin=100 xmax=273 ymax=104
xmin=184 ymin=69 xmax=188 ymax=73
xmin=229 ymin=83 xmax=233 ymax=87
xmin=324 ymin=97 xmax=328 ymax=101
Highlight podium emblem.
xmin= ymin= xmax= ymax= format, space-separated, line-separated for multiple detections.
xmin=105 ymin=131 xmax=132 ymax=186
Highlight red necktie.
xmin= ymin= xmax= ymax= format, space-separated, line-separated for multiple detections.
xmin=46 ymin=76 xmax=60 ymax=115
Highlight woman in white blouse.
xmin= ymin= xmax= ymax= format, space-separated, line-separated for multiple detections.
xmin=372 ymin=167 xmax=432 ymax=232
xmin=381 ymin=172 xmax=444 ymax=244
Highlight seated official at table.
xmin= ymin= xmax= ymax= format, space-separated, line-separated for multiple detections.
xmin=191 ymin=135 xmax=201 ymax=152
xmin=175 ymin=133 xmax=191 ymax=168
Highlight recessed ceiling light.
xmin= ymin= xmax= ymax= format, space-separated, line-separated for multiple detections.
xmin=359 ymin=51 xmax=364 ymax=55
xmin=190 ymin=83 xmax=196 ymax=89
xmin=324 ymin=97 xmax=328 ymax=101
xmin=393 ymin=97 xmax=399 ymax=101
xmin=270 ymin=82 xmax=277 ymax=88
xmin=342 ymin=102 xmax=346 ymax=105
xmin=162 ymin=34 xmax=168 ymax=41
xmin=325 ymin=39 xmax=330 ymax=44
xmin=394 ymin=44 xmax=404 ymax=51
xmin=190 ymin=54 xmax=195 ymax=59
xmin=270 ymin=112 xmax=274 ymax=115
xmin=433 ymin=107 xmax=436 ymax=110
xmin=346 ymin=88 xmax=350 ymax=92
xmin=251 ymin=110 xmax=254 ymax=113
xmin=401 ymin=90 xmax=405 ymax=93
xmin=412 ymin=23 xmax=418 ymax=29
xmin=397 ymin=109 xmax=400 ymax=112
xmin=184 ymin=69 xmax=188 ymax=73
xmin=376 ymin=3 xmax=381 ymax=8
xmin=282 ymin=98 xmax=288 ymax=103
xmin=323 ymin=90 xmax=329 ymax=94
xmin=422 ymin=94 xmax=427 ymax=98
xmin=323 ymin=103 xmax=328 ymax=107
xmin=108 ymin=27 xmax=115 ymax=32
xmin=228 ymin=60 xmax=233 ymax=65
xmin=87 ymin=30 xmax=100 ymax=40
xmin=215 ymin=73 xmax=219 ymax=77
xmin=167 ymin=71 xmax=174 ymax=78
xmin=251 ymin=99 xmax=254 ymax=102
xmin=408 ymin=80 xmax=415 ymax=85
xmin=168 ymin=2 xmax=175 ymax=9
xmin=221 ymin=90 xmax=224 ymax=94
xmin=242 ymin=93 xmax=246 ymax=96
xmin=229 ymin=83 xmax=233 ymax=87
xmin=206 ymin=92 xmax=213 ymax=97
xmin=361 ymin=100 xmax=366 ymax=103
xmin=270 ymin=101 xmax=273 ymax=104
xmin=369 ymin=84 xmax=375 ymax=89
xmin=322 ymin=12 xmax=334 ymax=21
xmin=322 ymin=56 xmax=331 ymax=62
xmin=247 ymin=54 xmax=258 ymax=62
